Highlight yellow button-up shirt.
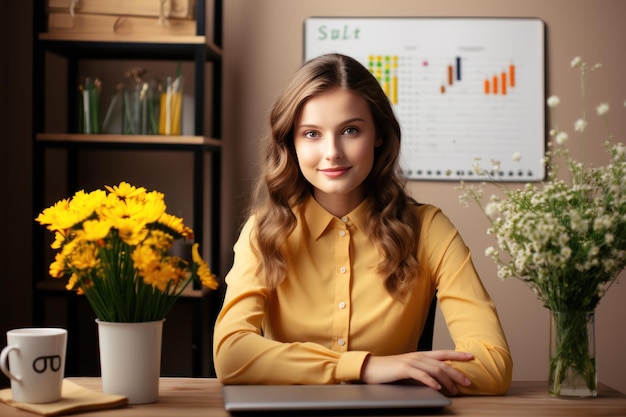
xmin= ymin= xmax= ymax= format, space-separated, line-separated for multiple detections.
xmin=214 ymin=196 xmax=512 ymax=395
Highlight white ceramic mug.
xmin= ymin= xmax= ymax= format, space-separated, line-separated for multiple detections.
xmin=0 ymin=328 xmax=67 ymax=403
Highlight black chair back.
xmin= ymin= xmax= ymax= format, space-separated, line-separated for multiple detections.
xmin=417 ymin=295 xmax=437 ymax=351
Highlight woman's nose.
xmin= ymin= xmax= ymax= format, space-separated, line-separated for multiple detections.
xmin=324 ymin=135 xmax=343 ymax=160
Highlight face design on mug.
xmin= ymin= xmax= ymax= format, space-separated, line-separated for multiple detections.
xmin=32 ymin=355 xmax=62 ymax=374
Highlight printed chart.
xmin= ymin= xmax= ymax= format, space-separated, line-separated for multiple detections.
xmin=304 ymin=18 xmax=545 ymax=181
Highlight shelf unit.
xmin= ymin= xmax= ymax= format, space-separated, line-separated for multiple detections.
xmin=32 ymin=1 xmax=223 ymax=377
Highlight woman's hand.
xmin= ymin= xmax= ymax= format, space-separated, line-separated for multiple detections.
xmin=360 ymin=350 xmax=474 ymax=395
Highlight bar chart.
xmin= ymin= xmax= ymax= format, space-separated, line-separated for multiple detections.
xmin=305 ymin=18 xmax=545 ymax=181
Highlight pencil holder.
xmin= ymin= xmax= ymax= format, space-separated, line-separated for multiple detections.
xmin=122 ymin=79 xmax=159 ymax=135
xmin=158 ymin=75 xmax=184 ymax=135
xmin=77 ymin=76 xmax=102 ymax=134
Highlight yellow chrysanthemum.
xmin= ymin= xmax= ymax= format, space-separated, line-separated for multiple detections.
xmin=143 ymin=229 xmax=175 ymax=253
xmin=35 ymin=199 xmax=74 ymax=231
xmin=49 ymin=252 xmax=67 ymax=278
xmin=131 ymin=197 xmax=166 ymax=225
xmin=105 ymin=181 xmax=147 ymax=200
xmin=68 ymin=189 xmax=107 ymax=220
xmin=140 ymin=261 xmax=179 ymax=292
xmin=67 ymin=241 xmax=100 ymax=271
xmin=142 ymin=191 xmax=167 ymax=223
xmin=79 ymin=219 xmax=112 ymax=242
xmin=158 ymin=213 xmax=194 ymax=239
xmin=66 ymin=273 xmax=79 ymax=291
xmin=59 ymin=238 xmax=79 ymax=260
xmin=131 ymin=244 xmax=160 ymax=271
xmin=101 ymin=194 xmax=145 ymax=222
xmin=192 ymin=243 xmax=218 ymax=289
xmin=66 ymin=273 xmax=88 ymax=294
xmin=51 ymin=231 xmax=68 ymax=250
xmin=168 ymin=259 xmax=189 ymax=288
xmin=110 ymin=217 xmax=148 ymax=246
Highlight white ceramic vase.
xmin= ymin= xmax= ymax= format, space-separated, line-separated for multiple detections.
xmin=96 ymin=319 xmax=164 ymax=404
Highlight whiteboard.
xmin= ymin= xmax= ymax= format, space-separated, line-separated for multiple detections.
xmin=304 ymin=17 xmax=545 ymax=181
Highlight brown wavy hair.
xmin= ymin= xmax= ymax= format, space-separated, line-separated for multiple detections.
xmin=249 ymin=53 xmax=421 ymax=299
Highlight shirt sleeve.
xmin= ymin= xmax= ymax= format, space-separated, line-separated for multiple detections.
xmin=420 ymin=206 xmax=513 ymax=395
xmin=213 ymin=217 xmax=370 ymax=384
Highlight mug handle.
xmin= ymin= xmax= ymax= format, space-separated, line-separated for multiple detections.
xmin=0 ymin=346 xmax=21 ymax=381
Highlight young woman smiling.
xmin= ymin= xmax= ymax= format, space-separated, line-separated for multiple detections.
xmin=213 ymin=53 xmax=512 ymax=396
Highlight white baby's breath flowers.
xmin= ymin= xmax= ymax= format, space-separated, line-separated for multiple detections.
xmin=555 ymin=132 xmax=569 ymax=145
xmin=484 ymin=201 xmax=499 ymax=218
xmin=596 ymin=103 xmax=609 ymax=116
xmin=547 ymin=95 xmax=560 ymax=108
xmin=574 ymin=118 xmax=587 ymax=132
xmin=560 ymin=246 xmax=572 ymax=259
xmin=470 ymin=157 xmax=487 ymax=176
xmin=512 ymin=152 xmax=522 ymax=162
xmin=614 ymin=143 xmax=625 ymax=158
xmin=458 ymin=56 xmax=626 ymax=313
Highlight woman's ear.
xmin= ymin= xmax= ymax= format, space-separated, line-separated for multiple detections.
xmin=375 ymin=136 xmax=383 ymax=147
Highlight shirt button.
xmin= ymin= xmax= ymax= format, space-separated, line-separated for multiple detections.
xmin=339 ymin=267 xmax=347 ymax=274
xmin=337 ymin=338 xmax=346 ymax=346
xmin=341 ymin=216 xmax=349 ymax=223
xmin=338 ymin=301 xmax=346 ymax=309
xmin=338 ymin=230 xmax=346 ymax=237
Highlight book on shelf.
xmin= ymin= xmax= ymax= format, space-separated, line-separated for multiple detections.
xmin=47 ymin=0 xmax=196 ymax=19
xmin=47 ymin=12 xmax=196 ymax=36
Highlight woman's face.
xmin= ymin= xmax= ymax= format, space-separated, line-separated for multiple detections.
xmin=293 ymin=87 xmax=381 ymax=216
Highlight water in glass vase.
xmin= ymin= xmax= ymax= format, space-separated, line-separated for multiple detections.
xmin=548 ymin=310 xmax=597 ymax=397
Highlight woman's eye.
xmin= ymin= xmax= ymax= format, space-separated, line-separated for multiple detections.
xmin=343 ymin=127 xmax=359 ymax=135
xmin=304 ymin=131 xmax=319 ymax=139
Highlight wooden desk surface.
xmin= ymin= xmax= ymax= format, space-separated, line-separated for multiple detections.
xmin=1 ymin=378 xmax=625 ymax=417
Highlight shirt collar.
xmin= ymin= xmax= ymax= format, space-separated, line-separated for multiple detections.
xmin=302 ymin=195 xmax=369 ymax=240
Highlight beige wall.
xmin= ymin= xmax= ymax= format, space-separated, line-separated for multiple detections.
xmin=222 ymin=0 xmax=626 ymax=393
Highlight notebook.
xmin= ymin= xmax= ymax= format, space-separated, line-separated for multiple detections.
xmin=222 ymin=383 xmax=451 ymax=412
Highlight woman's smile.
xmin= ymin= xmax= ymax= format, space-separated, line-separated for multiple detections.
xmin=319 ymin=166 xmax=352 ymax=177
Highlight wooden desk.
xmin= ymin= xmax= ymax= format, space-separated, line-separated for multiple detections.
xmin=1 ymin=378 xmax=624 ymax=416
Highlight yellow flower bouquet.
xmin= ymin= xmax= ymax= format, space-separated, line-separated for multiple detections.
xmin=35 ymin=181 xmax=218 ymax=323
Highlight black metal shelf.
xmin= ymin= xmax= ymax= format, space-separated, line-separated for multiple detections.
xmin=38 ymin=37 xmax=222 ymax=61
xmin=36 ymin=133 xmax=222 ymax=150
xmin=32 ymin=0 xmax=223 ymax=378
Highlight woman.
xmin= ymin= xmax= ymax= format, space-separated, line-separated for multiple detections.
xmin=213 ymin=53 xmax=512 ymax=395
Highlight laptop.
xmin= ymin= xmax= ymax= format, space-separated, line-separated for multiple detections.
xmin=222 ymin=383 xmax=451 ymax=413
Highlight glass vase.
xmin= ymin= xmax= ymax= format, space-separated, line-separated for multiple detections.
xmin=548 ymin=310 xmax=597 ymax=397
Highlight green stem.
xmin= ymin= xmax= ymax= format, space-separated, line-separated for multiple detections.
xmin=579 ymin=66 xmax=586 ymax=163
xmin=548 ymin=310 xmax=597 ymax=396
